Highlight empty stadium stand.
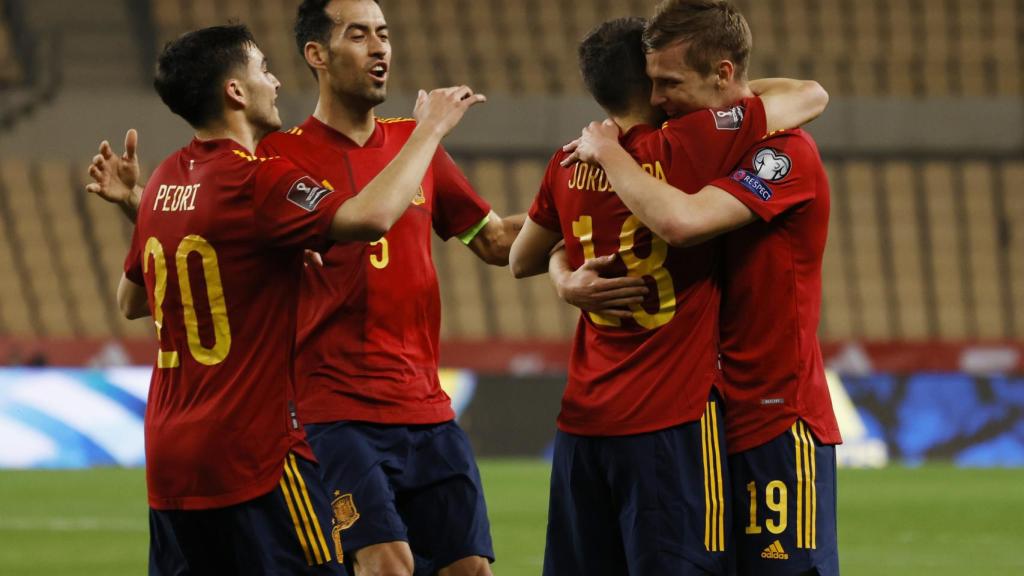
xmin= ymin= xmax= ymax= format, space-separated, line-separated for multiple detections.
xmin=0 ymin=0 xmax=1021 ymax=351
xmin=1 ymin=153 xmax=1021 ymax=342
xmin=147 ymin=0 xmax=1022 ymax=97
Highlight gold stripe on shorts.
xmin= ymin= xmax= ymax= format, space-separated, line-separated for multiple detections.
xmin=280 ymin=454 xmax=331 ymax=565
xmin=701 ymin=402 xmax=726 ymax=552
xmin=792 ymin=421 xmax=817 ymax=550
xmin=288 ymin=453 xmax=333 ymax=563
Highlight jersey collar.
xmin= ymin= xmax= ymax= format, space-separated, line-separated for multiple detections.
xmin=300 ymin=115 xmax=386 ymax=150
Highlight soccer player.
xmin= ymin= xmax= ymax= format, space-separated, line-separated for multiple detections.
xmin=89 ymin=2 xmax=518 ymax=575
xmin=508 ymin=16 xmax=827 ymax=576
xmin=560 ymin=1 xmax=842 ymax=575
xmin=97 ymin=24 xmax=484 ymax=575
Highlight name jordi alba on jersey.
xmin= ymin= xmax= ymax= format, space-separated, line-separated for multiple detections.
xmin=567 ymin=160 xmax=666 ymax=193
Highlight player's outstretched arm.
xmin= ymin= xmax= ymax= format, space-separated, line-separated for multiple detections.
xmin=570 ymin=120 xmax=755 ymax=248
xmin=467 ymin=211 xmax=526 ymax=266
xmin=329 ymin=86 xmax=486 ymax=242
xmin=117 ymin=273 xmax=150 ymax=319
xmin=752 ymin=78 xmax=829 ymax=134
xmin=547 ymin=248 xmax=648 ymax=319
xmin=509 ymin=217 xmax=562 ymax=277
xmin=85 ymin=129 xmax=144 ymax=222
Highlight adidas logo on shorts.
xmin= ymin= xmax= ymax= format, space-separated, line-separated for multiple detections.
xmin=761 ymin=540 xmax=790 ymax=560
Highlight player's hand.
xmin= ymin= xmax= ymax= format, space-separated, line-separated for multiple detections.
xmin=560 ymin=119 xmax=621 ymax=167
xmin=86 ymin=129 xmax=141 ymax=204
xmin=555 ymin=254 xmax=648 ymax=319
xmin=413 ymin=86 xmax=487 ymax=138
xmin=304 ymin=250 xmax=324 ymax=267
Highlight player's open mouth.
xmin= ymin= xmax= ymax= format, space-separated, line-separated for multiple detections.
xmin=369 ymin=63 xmax=387 ymax=82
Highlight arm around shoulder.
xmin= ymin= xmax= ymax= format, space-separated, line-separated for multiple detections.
xmin=752 ymin=78 xmax=829 ymax=133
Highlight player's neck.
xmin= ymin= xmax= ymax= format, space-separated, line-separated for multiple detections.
xmin=312 ymin=94 xmax=377 ymax=146
xmin=609 ymin=112 xmax=653 ymax=133
xmin=194 ymin=116 xmax=260 ymax=154
xmin=723 ymin=81 xmax=754 ymax=105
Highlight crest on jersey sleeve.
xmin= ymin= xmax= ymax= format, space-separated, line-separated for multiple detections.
xmin=711 ymin=105 xmax=745 ymax=130
xmin=286 ymin=176 xmax=334 ymax=211
xmin=752 ymin=148 xmax=792 ymax=181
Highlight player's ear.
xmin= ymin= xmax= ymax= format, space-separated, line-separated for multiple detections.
xmin=304 ymin=41 xmax=329 ymax=75
xmin=224 ymin=77 xmax=247 ymax=110
xmin=715 ymin=59 xmax=736 ymax=88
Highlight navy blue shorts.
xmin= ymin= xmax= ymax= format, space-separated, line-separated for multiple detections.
xmin=149 ymin=453 xmax=347 ymax=576
xmin=304 ymin=420 xmax=494 ymax=575
xmin=544 ymin=397 xmax=731 ymax=576
xmin=728 ymin=420 xmax=838 ymax=576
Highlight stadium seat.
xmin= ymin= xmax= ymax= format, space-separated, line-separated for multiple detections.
xmin=881 ymin=162 xmax=930 ymax=339
xmin=921 ymin=162 xmax=968 ymax=339
xmin=0 ymin=158 xmax=75 ymax=336
xmin=961 ymin=162 xmax=1004 ymax=338
xmin=819 ymin=162 xmax=854 ymax=340
xmin=843 ymin=161 xmax=892 ymax=339
xmin=38 ymin=160 xmax=114 ymax=336
xmin=1002 ymin=162 xmax=1024 ymax=337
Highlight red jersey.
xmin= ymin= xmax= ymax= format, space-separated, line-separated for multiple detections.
xmin=124 ymin=138 xmax=351 ymax=509
xmin=710 ymin=130 xmax=842 ymax=453
xmin=258 ymin=117 xmax=491 ymax=425
xmin=529 ymin=98 xmax=768 ymax=436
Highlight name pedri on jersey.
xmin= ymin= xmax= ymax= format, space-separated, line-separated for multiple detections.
xmin=529 ymin=98 xmax=767 ymax=436
xmin=258 ymin=117 xmax=491 ymax=426
xmin=124 ymin=138 xmax=351 ymax=510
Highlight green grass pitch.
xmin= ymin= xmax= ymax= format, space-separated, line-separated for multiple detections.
xmin=1 ymin=460 xmax=1022 ymax=575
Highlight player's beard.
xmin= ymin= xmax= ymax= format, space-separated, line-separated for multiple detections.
xmin=250 ymin=104 xmax=282 ymax=141
xmin=327 ymin=49 xmax=388 ymax=113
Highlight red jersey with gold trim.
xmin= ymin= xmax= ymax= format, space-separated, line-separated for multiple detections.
xmin=258 ymin=117 xmax=491 ymax=425
xmin=123 ymin=138 xmax=352 ymax=510
xmin=528 ymin=98 xmax=768 ymax=436
xmin=710 ymin=129 xmax=842 ymax=453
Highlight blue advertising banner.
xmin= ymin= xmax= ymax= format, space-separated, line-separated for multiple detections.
xmin=0 ymin=368 xmax=1021 ymax=468
xmin=0 ymin=368 xmax=476 ymax=469
xmin=841 ymin=373 xmax=1024 ymax=466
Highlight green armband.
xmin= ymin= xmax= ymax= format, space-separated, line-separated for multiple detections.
xmin=456 ymin=213 xmax=491 ymax=245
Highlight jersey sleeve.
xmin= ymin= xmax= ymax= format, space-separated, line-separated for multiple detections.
xmin=527 ymin=152 xmax=563 ymax=233
xmin=123 ymin=224 xmax=144 ymax=285
xmin=659 ymin=96 xmax=768 ymax=186
xmin=431 ymin=146 xmax=492 ymax=240
xmin=709 ymin=133 xmax=819 ymax=222
xmin=251 ymin=157 xmax=353 ymax=249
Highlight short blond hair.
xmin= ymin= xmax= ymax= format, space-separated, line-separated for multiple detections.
xmin=644 ymin=0 xmax=752 ymax=79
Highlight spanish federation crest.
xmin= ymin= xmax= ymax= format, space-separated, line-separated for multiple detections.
xmin=331 ymin=491 xmax=360 ymax=562
xmin=412 ymin=186 xmax=426 ymax=206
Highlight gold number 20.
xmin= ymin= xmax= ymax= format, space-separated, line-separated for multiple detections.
xmin=144 ymin=235 xmax=232 ymax=367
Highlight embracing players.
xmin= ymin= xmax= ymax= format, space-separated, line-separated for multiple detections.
xmin=509 ymin=11 xmax=828 ymax=576
xmin=97 ymin=24 xmax=483 ymax=575
xmin=89 ymin=1 xmax=518 ymax=574
xmin=555 ymin=1 xmax=842 ymax=575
